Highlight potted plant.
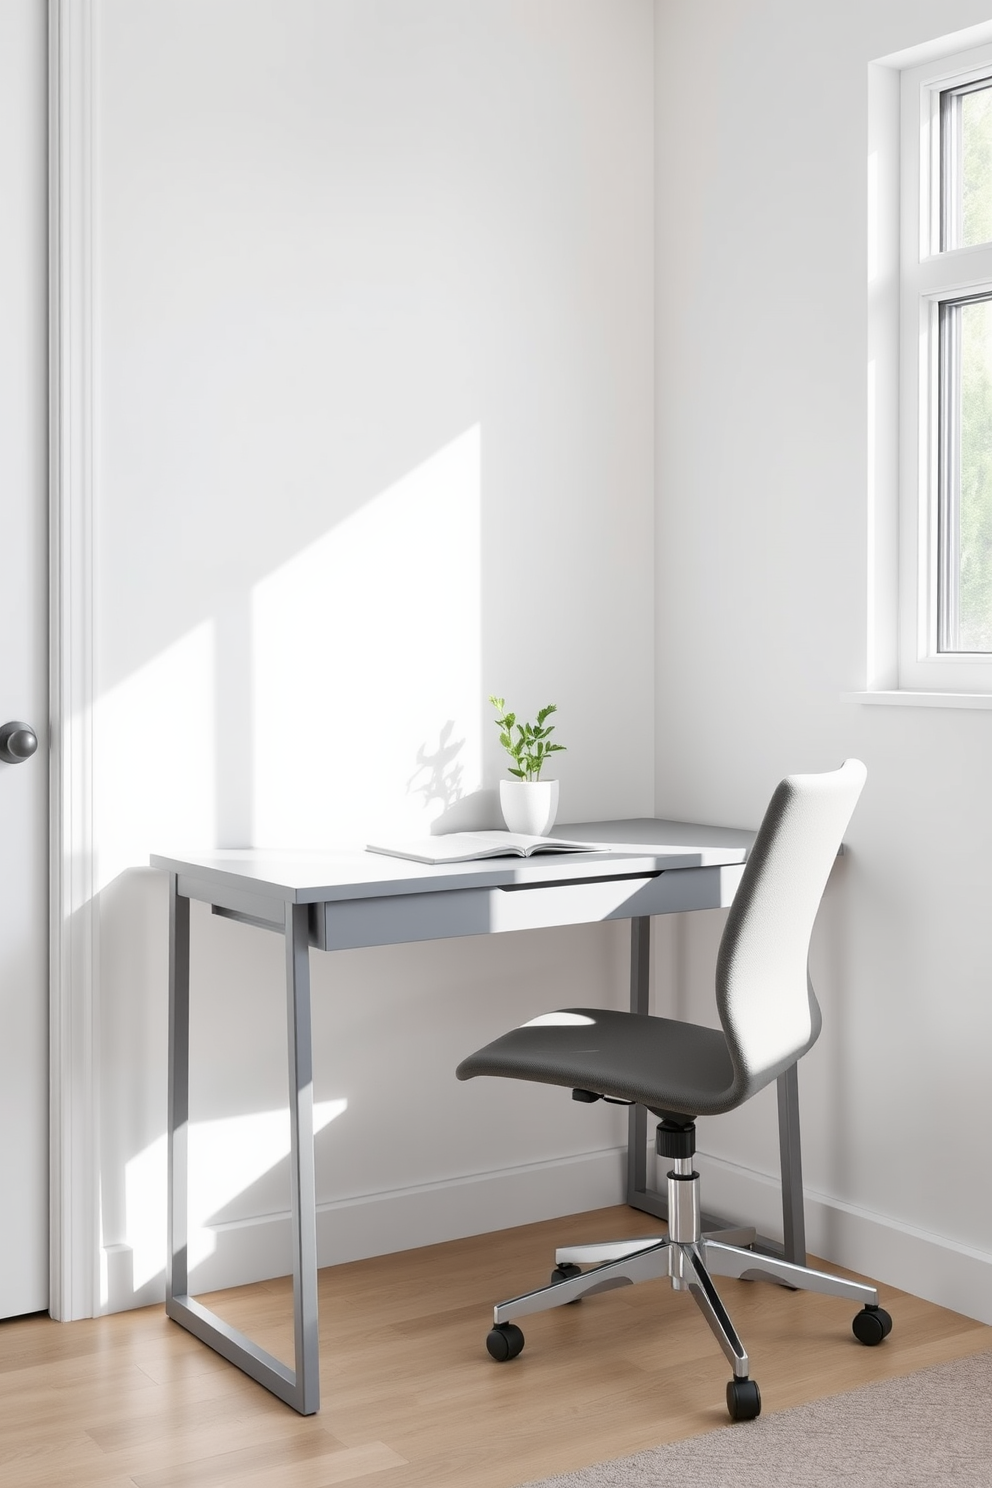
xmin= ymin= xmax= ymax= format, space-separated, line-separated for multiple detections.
xmin=489 ymin=696 xmax=566 ymax=835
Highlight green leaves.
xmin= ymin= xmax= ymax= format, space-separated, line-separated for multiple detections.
xmin=490 ymin=696 xmax=567 ymax=781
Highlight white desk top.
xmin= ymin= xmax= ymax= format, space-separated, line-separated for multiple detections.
xmin=150 ymin=817 xmax=755 ymax=906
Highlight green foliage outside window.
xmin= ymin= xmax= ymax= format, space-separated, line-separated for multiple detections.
xmin=959 ymin=299 xmax=992 ymax=650
xmin=954 ymin=89 xmax=992 ymax=650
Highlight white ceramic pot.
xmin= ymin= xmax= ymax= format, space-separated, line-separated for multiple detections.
xmin=499 ymin=779 xmax=560 ymax=836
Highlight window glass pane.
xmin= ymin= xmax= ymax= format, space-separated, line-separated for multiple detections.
xmin=961 ymin=85 xmax=992 ymax=247
xmin=948 ymin=298 xmax=992 ymax=650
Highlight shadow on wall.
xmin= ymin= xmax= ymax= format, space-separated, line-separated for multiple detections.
xmin=408 ymin=720 xmax=467 ymax=817
xmin=96 ymin=426 xmax=485 ymax=1311
xmin=105 ymin=1100 xmax=349 ymax=1310
xmin=407 ymin=725 xmax=512 ymax=832
xmin=93 ymin=424 xmax=485 ymax=888
xmin=96 ymin=863 xmax=630 ymax=1314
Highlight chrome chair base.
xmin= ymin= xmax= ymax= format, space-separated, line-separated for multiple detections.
xmin=491 ymin=1160 xmax=883 ymax=1399
xmin=494 ymin=1230 xmax=877 ymax=1381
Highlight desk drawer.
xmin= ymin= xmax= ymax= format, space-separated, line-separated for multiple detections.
xmin=311 ymin=862 xmax=745 ymax=952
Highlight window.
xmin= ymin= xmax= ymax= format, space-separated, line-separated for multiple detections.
xmin=898 ymin=42 xmax=992 ymax=691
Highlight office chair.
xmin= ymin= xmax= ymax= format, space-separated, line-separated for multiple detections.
xmin=456 ymin=760 xmax=890 ymax=1421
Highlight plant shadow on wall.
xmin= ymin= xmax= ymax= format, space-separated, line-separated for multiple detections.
xmin=408 ymin=719 xmax=518 ymax=836
xmin=407 ymin=720 xmax=466 ymax=817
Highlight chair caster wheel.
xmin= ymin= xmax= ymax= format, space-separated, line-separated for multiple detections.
xmin=487 ymin=1323 xmax=525 ymax=1361
xmin=551 ymin=1262 xmax=582 ymax=1284
xmin=852 ymin=1305 xmax=892 ymax=1346
xmin=551 ymin=1262 xmax=583 ymax=1302
xmin=726 ymin=1376 xmax=761 ymax=1421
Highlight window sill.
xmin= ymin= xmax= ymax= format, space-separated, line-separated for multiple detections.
xmin=849 ymin=690 xmax=992 ymax=710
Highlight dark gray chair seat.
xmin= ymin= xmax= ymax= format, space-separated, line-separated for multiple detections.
xmin=456 ymin=760 xmax=892 ymax=1423
xmin=457 ymin=1008 xmax=736 ymax=1118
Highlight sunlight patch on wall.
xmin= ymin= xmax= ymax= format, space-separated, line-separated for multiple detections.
xmin=251 ymin=426 xmax=483 ymax=846
xmin=92 ymin=620 xmax=216 ymax=892
xmin=124 ymin=1099 xmax=347 ymax=1289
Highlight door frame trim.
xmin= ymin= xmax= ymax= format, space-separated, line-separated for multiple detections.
xmin=48 ymin=0 xmax=99 ymax=1322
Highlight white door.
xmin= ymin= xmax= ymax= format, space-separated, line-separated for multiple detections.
xmin=0 ymin=0 xmax=50 ymax=1319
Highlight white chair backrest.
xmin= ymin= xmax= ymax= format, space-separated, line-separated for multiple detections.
xmin=715 ymin=759 xmax=867 ymax=1104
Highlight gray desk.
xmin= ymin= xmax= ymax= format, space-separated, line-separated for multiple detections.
xmin=152 ymin=817 xmax=809 ymax=1416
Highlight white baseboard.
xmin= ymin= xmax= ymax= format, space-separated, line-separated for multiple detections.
xmin=101 ymin=1145 xmax=992 ymax=1325
xmin=101 ymin=1145 xmax=627 ymax=1312
xmin=694 ymin=1150 xmax=992 ymax=1325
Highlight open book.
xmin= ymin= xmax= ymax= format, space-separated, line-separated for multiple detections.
xmin=365 ymin=831 xmax=608 ymax=865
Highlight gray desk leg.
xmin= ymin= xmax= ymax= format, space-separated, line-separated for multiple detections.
xmin=623 ymin=915 xmax=806 ymax=1265
xmin=166 ymin=881 xmax=320 ymax=1414
xmin=776 ymin=1062 xmax=807 ymax=1267
xmin=625 ymin=918 xmax=651 ymax=1209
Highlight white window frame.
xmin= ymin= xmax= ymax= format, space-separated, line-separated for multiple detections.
xmin=898 ymin=41 xmax=992 ymax=693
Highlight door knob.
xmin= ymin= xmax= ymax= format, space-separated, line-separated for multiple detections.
xmin=0 ymin=721 xmax=39 ymax=764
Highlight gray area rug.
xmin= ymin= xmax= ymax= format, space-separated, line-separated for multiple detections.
xmin=523 ymin=1349 xmax=992 ymax=1487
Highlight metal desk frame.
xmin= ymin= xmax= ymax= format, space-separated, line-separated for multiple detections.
xmin=156 ymin=820 xmax=807 ymax=1417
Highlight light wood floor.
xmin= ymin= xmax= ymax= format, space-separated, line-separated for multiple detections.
xmin=2 ymin=1206 xmax=990 ymax=1488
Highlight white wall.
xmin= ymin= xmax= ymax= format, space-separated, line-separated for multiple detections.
xmin=91 ymin=0 xmax=656 ymax=1310
xmin=653 ymin=0 xmax=992 ymax=1320
xmin=83 ymin=0 xmax=992 ymax=1328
